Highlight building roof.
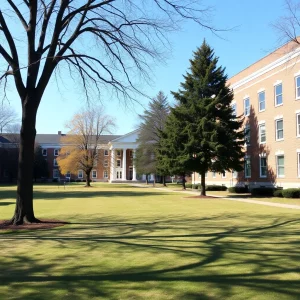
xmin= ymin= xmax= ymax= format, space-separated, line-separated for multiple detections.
xmin=0 ymin=133 xmax=122 ymax=145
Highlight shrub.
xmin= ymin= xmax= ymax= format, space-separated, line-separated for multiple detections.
xmin=75 ymin=179 xmax=82 ymax=182
xmin=52 ymin=178 xmax=58 ymax=183
xmin=228 ymin=186 xmax=249 ymax=193
xmin=282 ymin=188 xmax=300 ymax=198
xmin=206 ymin=185 xmax=227 ymax=191
xmin=192 ymin=184 xmax=198 ymax=189
xmin=185 ymin=183 xmax=192 ymax=189
xmin=251 ymin=187 xmax=275 ymax=197
xmin=273 ymin=189 xmax=283 ymax=197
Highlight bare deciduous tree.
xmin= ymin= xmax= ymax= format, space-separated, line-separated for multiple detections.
xmin=0 ymin=1 xmax=216 ymax=225
xmin=57 ymin=105 xmax=115 ymax=187
xmin=0 ymin=103 xmax=18 ymax=133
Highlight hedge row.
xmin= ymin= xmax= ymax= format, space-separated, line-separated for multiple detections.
xmin=185 ymin=184 xmax=227 ymax=191
xmin=228 ymin=186 xmax=249 ymax=193
xmin=281 ymin=188 xmax=300 ymax=198
xmin=251 ymin=187 xmax=275 ymax=197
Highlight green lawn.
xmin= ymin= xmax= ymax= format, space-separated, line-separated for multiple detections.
xmin=0 ymin=183 xmax=300 ymax=299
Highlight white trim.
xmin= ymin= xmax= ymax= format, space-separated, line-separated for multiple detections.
xmin=295 ymin=75 xmax=300 ymax=100
xmin=53 ymin=169 xmax=59 ymax=179
xmin=259 ymin=123 xmax=266 ymax=144
xmin=274 ymin=115 xmax=283 ymax=120
xmin=274 ymin=82 xmax=283 ymax=107
xmin=297 ymin=113 xmax=300 ymax=137
xmin=258 ymin=90 xmax=266 ymax=112
xmin=92 ymin=170 xmax=97 ymax=179
xmin=230 ymin=46 xmax=300 ymax=90
xmin=276 ymin=155 xmax=285 ymax=178
xmin=275 ymin=150 xmax=284 ymax=155
xmin=259 ymin=153 xmax=267 ymax=157
xmin=294 ymin=70 xmax=300 ymax=77
xmin=257 ymin=88 xmax=265 ymax=93
xmin=244 ymin=156 xmax=251 ymax=178
xmin=244 ymin=97 xmax=250 ymax=116
xmin=78 ymin=170 xmax=83 ymax=179
xmin=297 ymin=149 xmax=300 ymax=153
xmin=275 ymin=118 xmax=284 ymax=141
xmin=298 ymin=153 xmax=300 ymax=178
xmin=273 ymin=79 xmax=282 ymax=86
xmin=243 ymin=94 xmax=250 ymax=99
xmin=258 ymin=120 xmax=265 ymax=125
xmin=259 ymin=156 xmax=267 ymax=178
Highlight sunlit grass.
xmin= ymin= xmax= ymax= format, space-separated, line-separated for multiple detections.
xmin=0 ymin=183 xmax=300 ymax=299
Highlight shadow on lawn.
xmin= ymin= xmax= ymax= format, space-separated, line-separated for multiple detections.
xmin=0 ymin=214 xmax=300 ymax=299
xmin=0 ymin=189 xmax=169 ymax=201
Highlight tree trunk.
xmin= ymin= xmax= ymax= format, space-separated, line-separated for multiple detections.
xmin=10 ymin=98 xmax=39 ymax=225
xmin=146 ymin=174 xmax=149 ymax=185
xmin=200 ymin=170 xmax=206 ymax=196
xmin=182 ymin=173 xmax=186 ymax=190
xmin=85 ymin=169 xmax=92 ymax=187
xmin=162 ymin=176 xmax=166 ymax=187
xmin=153 ymin=174 xmax=155 ymax=187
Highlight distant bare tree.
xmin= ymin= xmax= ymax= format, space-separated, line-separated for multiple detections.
xmin=273 ymin=0 xmax=300 ymax=45
xmin=0 ymin=1 xmax=217 ymax=225
xmin=0 ymin=104 xmax=18 ymax=133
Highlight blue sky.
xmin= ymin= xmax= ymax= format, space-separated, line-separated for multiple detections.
xmin=4 ymin=0 xmax=288 ymax=135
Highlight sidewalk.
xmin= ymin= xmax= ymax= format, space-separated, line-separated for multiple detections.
xmin=130 ymin=183 xmax=300 ymax=210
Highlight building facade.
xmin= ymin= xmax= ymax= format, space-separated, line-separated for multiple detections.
xmin=201 ymin=41 xmax=300 ymax=189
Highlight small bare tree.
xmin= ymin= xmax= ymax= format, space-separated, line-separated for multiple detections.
xmin=57 ymin=105 xmax=115 ymax=187
xmin=0 ymin=1 xmax=216 ymax=225
xmin=0 ymin=103 xmax=18 ymax=133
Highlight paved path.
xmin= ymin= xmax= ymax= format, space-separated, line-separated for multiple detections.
xmin=130 ymin=183 xmax=300 ymax=210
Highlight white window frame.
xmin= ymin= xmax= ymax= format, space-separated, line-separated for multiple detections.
xmin=104 ymin=160 xmax=108 ymax=167
xmin=54 ymin=149 xmax=59 ymax=156
xmin=244 ymin=124 xmax=250 ymax=145
xmin=259 ymin=123 xmax=266 ymax=144
xmin=78 ymin=170 xmax=83 ymax=179
xmin=65 ymin=171 xmax=71 ymax=179
xmin=53 ymin=169 xmax=59 ymax=178
xmin=129 ymin=150 xmax=133 ymax=158
xmin=222 ymin=171 xmax=226 ymax=178
xmin=212 ymin=171 xmax=216 ymax=178
xmin=244 ymin=157 xmax=251 ymax=178
xmin=53 ymin=158 xmax=58 ymax=166
xmin=297 ymin=113 xmax=300 ymax=137
xmin=275 ymin=119 xmax=284 ymax=141
xmin=295 ymin=76 xmax=300 ymax=99
xmin=104 ymin=149 xmax=109 ymax=156
xmin=42 ymin=149 xmax=47 ymax=156
xmin=232 ymin=170 xmax=237 ymax=179
xmin=258 ymin=90 xmax=265 ymax=112
xmin=116 ymin=150 xmax=121 ymax=156
xmin=104 ymin=170 xmax=108 ymax=178
xmin=244 ymin=97 xmax=250 ymax=116
xmin=116 ymin=159 xmax=121 ymax=167
xmin=276 ymin=155 xmax=285 ymax=178
xmin=92 ymin=170 xmax=97 ymax=179
xmin=259 ymin=157 xmax=267 ymax=178
xmin=274 ymin=83 xmax=283 ymax=106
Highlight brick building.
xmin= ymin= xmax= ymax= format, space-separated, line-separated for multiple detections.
xmin=200 ymin=41 xmax=300 ymax=189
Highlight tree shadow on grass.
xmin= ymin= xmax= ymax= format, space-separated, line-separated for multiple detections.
xmin=0 ymin=214 xmax=299 ymax=299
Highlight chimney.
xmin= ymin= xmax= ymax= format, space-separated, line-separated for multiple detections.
xmin=58 ymin=131 xmax=62 ymax=135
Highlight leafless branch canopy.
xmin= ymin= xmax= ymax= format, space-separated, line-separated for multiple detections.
xmin=0 ymin=0 xmax=216 ymax=105
xmin=272 ymin=0 xmax=300 ymax=45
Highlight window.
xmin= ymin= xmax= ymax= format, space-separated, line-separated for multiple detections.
xmin=212 ymin=171 xmax=216 ymax=178
xmin=53 ymin=169 xmax=59 ymax=178
xmin=104 ymin=149 xmax=109 ymax=156
xmin=116 ymin=171 xmax=119 ymax=179
xmin=244 ymin=97 xmax=250 ymax=116
xmin=275 ymin=83 xmax=283 ymax=106
xmin=258 ymin=91 xmax=265 ymax=112
xmin=276 ymin=155 xmax=285 ymax=177
xmin=231 ymin=103 xmax=237 ymax=117
xmin=205 ymin=172 xmax=208 ymax=178
xmin=104 ymin=160 xmax=108 ymax=167
xmin=54 ymin=149 xmax=59 ymax=156
xmin=92 ymin=170 xmax=97 ymax=179
xmin=260 ymin=157 xmax=267 ymax=178
xmin=232 ymin=170 xmax=238 ymax=179
xmin=297 ymin=113 xmax=300 ymax=137
xmin=78 ymin=170 xmax=83 ymax=179
xmin=42 ymin=149 xmax=47 ymax=156
xmin=296 ymin=76 xmax=300 ymax=99
xmin=116 ymin=159 xmax=121 ymax=167
xmin=244 ymin=124 xmax=250 ymax=145
xmin=259 ymin=123 xmax=266 ymax=144
xmin=120 ymin=171 xmax=122 ymax=178
xmin=222 ymin=171 xmax=226 ymax=178
xmin=129 ymin=150 xmax=133 ymax=158
xmin=244 ymin=157 xmax=251 ymax=178
xmin=53 ymin=159 xmax=58 ymax=166
xmin=104 ymin=170 xmax=108 ymax=178
xmin=275 ymin=119 xmax=284 ymax=141
xmin=116 ymin=150 xmax=121 ymax=156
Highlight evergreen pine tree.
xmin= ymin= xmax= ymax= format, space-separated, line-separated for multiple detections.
xmin=135 ymin=91 xmax=170 ymax=185
xmin=163 ymin=40 xmax=244 ymax=195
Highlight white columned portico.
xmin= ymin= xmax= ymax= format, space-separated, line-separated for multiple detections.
xmin=110 ymin=148 xmax=115 ymax=181
xmin=132 ymin=149 xmax=137 ymax=181
xmin=122 ymin=148 xmax=127 ymax=180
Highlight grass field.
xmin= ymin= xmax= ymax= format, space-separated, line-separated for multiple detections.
xmin=0 ymin=183 xmax=300 ymax=299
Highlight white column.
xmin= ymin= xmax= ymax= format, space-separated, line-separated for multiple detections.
xmin=132 ymin=149 xmax=137 ymax=181
xmin=122 ymin=148 xmax=127 ymax=180
xmin=110 ymin=148 xmax=115 ymax=181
